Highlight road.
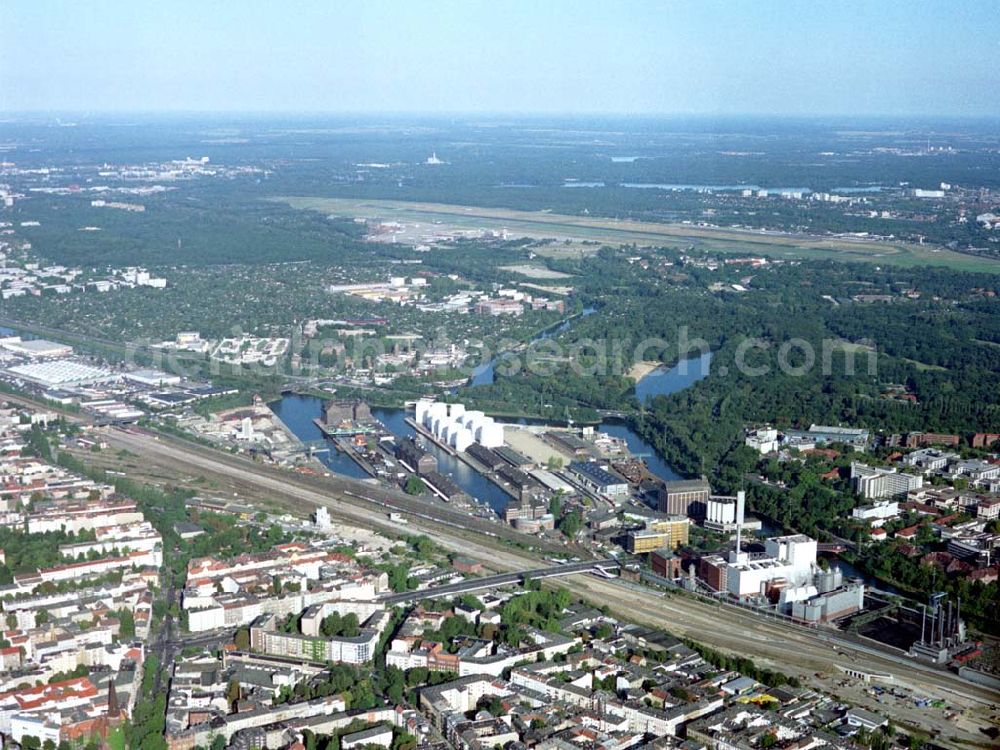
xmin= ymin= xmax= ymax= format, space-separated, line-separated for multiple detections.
xmin=149 ymin=571 xmax=177 ymax=695
xmin=380 ymin=559 xmax=623 ymax=605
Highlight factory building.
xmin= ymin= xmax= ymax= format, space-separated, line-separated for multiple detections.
xmin=465 ymin=443 xmax=507 ymax=470
xmin=698 ymin=555 xmax=728 ymax=592
xmin=495 ymin=464 xmax=543 ymax=502
xmin=0 ymin=337 xmax=74 ymax=358
xmin=395 ymin=437 xmax=438 ymax=475
xmin=123 ymin=368 xmax=182 ymax=387
xmin=7 ymin=359 xmax=117 ymax=388
xmin=658 ymin=478 xmax=711 ymax=517
xmin=726 ymin=534 xmax=818 ymax=599
xmin=702 ymin=493 xmax=761 ymax=533
xmin=568 ymin=461 xmax=630 ymax=497
xmin=705 ymin=496 xmax=737 ymax=527
xmin=650 ymin=548 xmax=683 ymax=579
xmin=323 ymin=399 xmax=371 ymax=426
xmin=791 ymin=583 xmax=865 ymax=623
xmin=626 ymin=516 xmax=690 ymax=553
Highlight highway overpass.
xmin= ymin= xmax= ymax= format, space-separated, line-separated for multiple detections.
xmin=379 ymin=558 xmax=624 ymax=605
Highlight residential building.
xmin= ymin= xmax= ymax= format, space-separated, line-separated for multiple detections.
xmin=902 ymin=448 xmax=958 ymax=473
xmin=744 ymin=427 xmax=779 ymax=454
xmin=905 ymin=432 xmax=960 ymax=448
xmin=851 ymin=500 xmax=900 ymax=526
xmin=851 ymin=462 xmax=923 ymax=499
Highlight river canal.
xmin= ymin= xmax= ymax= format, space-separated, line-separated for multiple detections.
xmin=270 ymin=347 xmax=710 ymax=513
xmin=272 ymin=303 xmax=714 ymax=508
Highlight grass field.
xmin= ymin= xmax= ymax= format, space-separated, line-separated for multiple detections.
xmin=902 ymin=357 xmax=949 ymax=372
xmin=276 ymin=196 xmax=1000 ymax=273
xmin=499 ymin=264 xmax=575 ymax=279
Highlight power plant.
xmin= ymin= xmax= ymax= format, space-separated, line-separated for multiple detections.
xmin=910 ymin=591 xmax=967 ymax=664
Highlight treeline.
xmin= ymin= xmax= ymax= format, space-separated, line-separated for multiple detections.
xmin=682 ymin=639 xmax=801 ymax=689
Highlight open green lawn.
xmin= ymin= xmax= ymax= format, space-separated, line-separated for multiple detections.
xmin=274 ymin=196 xmax=1000 ymax=273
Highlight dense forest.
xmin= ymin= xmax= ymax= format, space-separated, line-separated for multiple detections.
xmin=471 ymin=247 xmax=1000 ymax=480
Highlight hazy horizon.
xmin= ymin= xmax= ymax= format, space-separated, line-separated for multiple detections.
xmin=4 ymin=110 xmax=1000 ymax=121
xmin=2 ymin=1 xmax=998 ymax=118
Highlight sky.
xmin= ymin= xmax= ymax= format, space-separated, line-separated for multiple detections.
xmin=1 ymin=1 xmax=997 ymax=116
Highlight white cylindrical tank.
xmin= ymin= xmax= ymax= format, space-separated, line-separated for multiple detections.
xmin=432 ymin=416 xmax=445 ymax=437
xmin=414 ymin=399 xmax=434 ymax=426
xmin=443 ymin=418 xmax=462 ymax=443
xmin=427 ymin=403 xmax=448 ymax=430
xmin=477 ymin=422 xmax=505 ymax=448
xmin=449 ymin=403 xmax=466 ymax=419
xmin=451 ymin=428 xmax=474 ymax=452
xmin=472 ymin=418 xmax=491 ymax=442
xmin=462 ymin=410 xmax=485 ymax=427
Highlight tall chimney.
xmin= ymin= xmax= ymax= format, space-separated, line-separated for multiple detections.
xmin=735 ymin=490 xmax=746 ymax=555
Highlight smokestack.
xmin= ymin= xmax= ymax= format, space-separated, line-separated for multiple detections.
xmin=920 ymin=605 xmax=926 ymax=644
xmin=735 ymin=490 xmax=746 ymax=555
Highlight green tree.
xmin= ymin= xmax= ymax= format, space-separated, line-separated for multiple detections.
xmin=234 ymin=628 xmax=250 ymax=651
xmin=116 ymin=608 xmax=135 ymax=639
xmin=404 ymin=476 xmax=426 ymax=495
xmin=558 ymin=510 xmax=583 ymax=538
xmin=226 ymin=679 xmax=241 ymax=707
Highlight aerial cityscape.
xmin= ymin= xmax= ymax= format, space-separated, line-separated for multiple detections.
xmin=0 ymin=3 xmax=998 ymax=750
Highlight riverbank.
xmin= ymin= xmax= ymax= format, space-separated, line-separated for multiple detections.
xmin=270 ymin=394 xmax=686 ymax=510
xmin=284 ymin=387 xmax=602 ymax=426
xmin=627 ymin=360 xmax=664 ymax=382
